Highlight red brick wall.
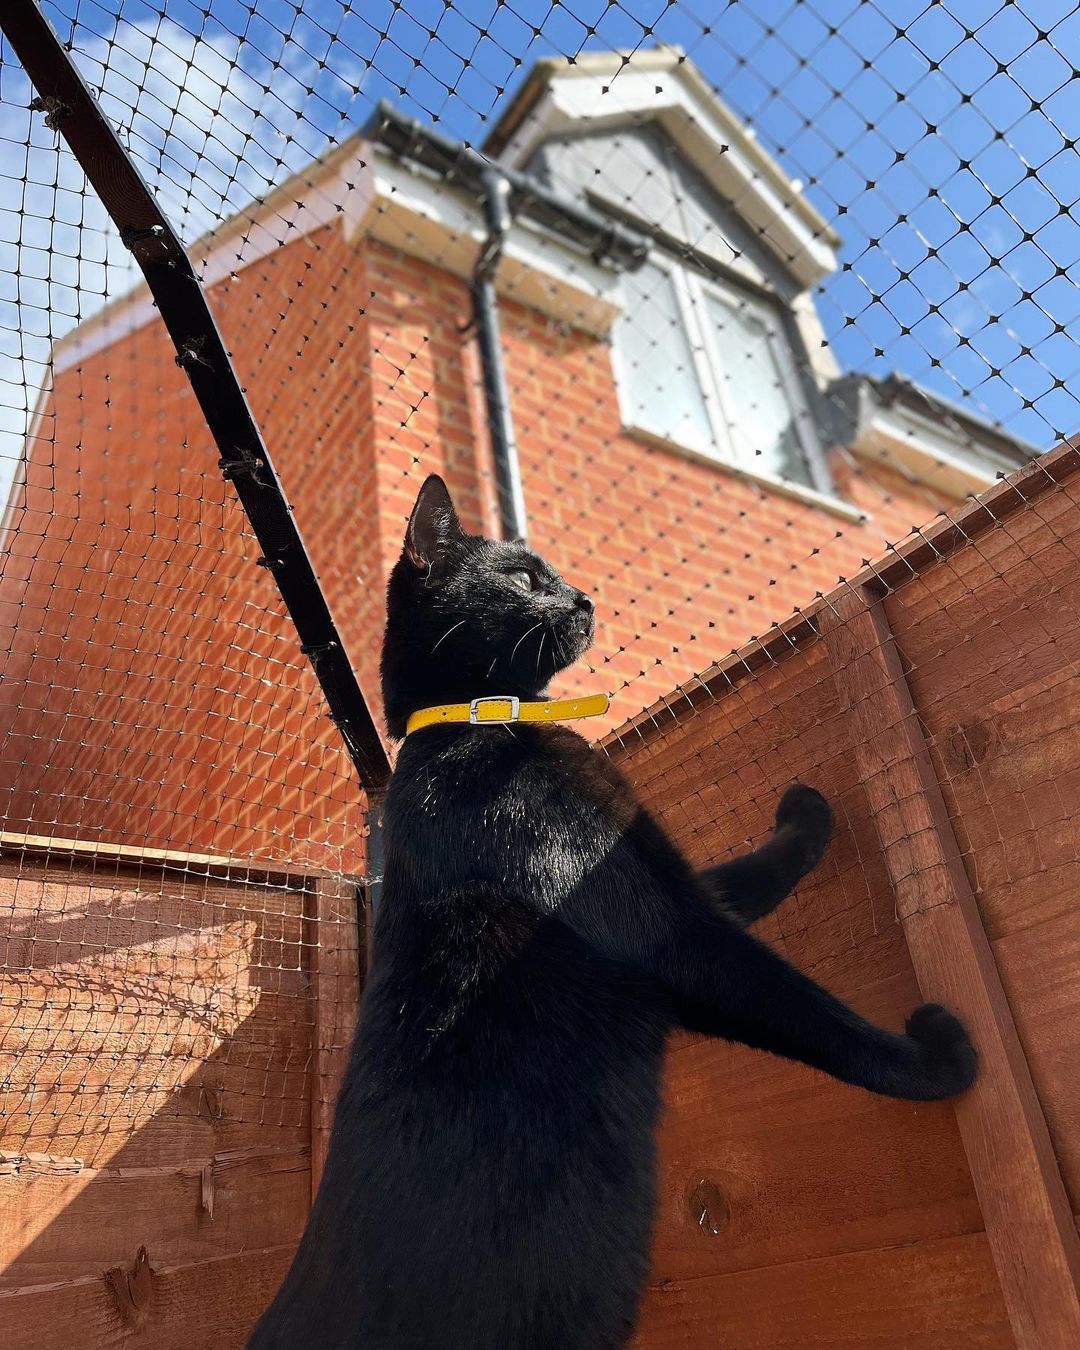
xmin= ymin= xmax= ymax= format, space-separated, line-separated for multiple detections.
xmin=0 ymin=224 xmax=372 ymax=865
xmin=0 ymin=225 xmax=977 ymax=852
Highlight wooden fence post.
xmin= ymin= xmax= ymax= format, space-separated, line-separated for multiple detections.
xmin=820 ymin=584 xmax=1080 ymax=1350
xmin=305 ymin=876 xmax=362 ymax=1201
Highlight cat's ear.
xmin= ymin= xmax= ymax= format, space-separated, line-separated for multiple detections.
xmin=404 ymin=474 xmax=464 ymax=569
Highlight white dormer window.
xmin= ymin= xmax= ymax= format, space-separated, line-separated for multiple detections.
xmin=613 ymin=255 xmax=827 ymax=492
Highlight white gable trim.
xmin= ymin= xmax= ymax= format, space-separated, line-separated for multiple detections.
xmin=493 ymin=63 xmax=838 ymax=290
xmin=53 ymin=141 xmax=367 ymax=374
xmin=847 ymin=402 xmax=1016 ymax=499
xmin=348 ymin=152 xmax=623 ymax=335
xmin=0 ymin=371 xmax=53 ymax=548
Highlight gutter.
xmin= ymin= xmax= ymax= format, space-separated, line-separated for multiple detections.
xmin=367 ymin=101 xmax=647 ymax=545
xmin=367 ymin=101 xmax=648 ymax=270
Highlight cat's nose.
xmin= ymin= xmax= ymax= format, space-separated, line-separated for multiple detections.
xmin=573 ymin=591 xmax=593 ymax=613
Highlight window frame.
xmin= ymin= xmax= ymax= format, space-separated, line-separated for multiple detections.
xmin=612 ymin=251 xmax=835 ymax=498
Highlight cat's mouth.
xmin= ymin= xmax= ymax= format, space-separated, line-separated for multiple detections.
xmin=558 ymin=610 xmax=595 ymax=661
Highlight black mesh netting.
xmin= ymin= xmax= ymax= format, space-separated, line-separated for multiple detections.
xmin=0 ymin=1 xmax=1077 ymax=1338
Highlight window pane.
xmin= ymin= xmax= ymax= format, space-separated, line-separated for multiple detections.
xmin=615 ymin=261 xmax=712 ymax=449
xmin=705 ymin=292 xmax=811 ymax=485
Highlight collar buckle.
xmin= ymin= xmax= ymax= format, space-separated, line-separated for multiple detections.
xmin=469 ymin=695 xmax=520 ymax=725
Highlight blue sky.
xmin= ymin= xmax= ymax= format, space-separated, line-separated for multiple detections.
xmin=2 ymin=0 xmax=1079 ymax=494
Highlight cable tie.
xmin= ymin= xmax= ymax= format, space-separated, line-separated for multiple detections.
xmin=29 ymin=95 xmax=70 ymax=129
xmin=301 ymin=641 xmax=339 ymax=660
xmin=218 ymin=450 xmax=270 ymax=487
xmin=120 ymin=224 xmax=166 ymax=249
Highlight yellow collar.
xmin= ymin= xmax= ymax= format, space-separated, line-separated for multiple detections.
xmin=405 ymin=692 xmax=609 ymax=737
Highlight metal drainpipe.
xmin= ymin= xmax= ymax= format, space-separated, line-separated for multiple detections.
xmin=472 ymin=167 xmax=528 ymax=542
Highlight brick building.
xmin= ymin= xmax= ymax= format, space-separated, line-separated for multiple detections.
xmin=0 ymin=47 xmax=1036 ymax=865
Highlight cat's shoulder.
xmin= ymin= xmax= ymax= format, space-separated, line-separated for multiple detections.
xmin=393 ymin=723 xmax=631 ymax=802
xmin=538 ymin=724 xmax=622 ymax=777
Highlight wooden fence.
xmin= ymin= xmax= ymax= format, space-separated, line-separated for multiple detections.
xmin=0 ymin=837 xmax=361 ymax=1347
xmin=610 ymin=441 xmax=1080 ymax=1349
xmin=1 ymin=443 xmax=1078 ymax=1348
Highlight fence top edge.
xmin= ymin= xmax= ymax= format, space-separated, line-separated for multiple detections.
xmin=0 ymin=829 xmax=364 ymax=889
xmin=602 ymin=439 xmax=1080 ymax=756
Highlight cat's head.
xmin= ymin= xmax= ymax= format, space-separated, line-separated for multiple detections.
xmin=380 ymin=476 xmax=594 ymax=738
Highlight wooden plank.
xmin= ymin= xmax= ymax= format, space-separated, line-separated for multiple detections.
xmin=633 ymin=1230 xmax=1012 ymax=1349
xmin=872 ymin=486 xmax=1080 ymax=1217
xmin=898 ymin=615 xmax=1080 ymax=1215
xmin=622 ymin=653 xmax=987 ymax=1291
xmin=0 ymin=1147 xmax=308 ymax=1287
xmin=0 ymin=854 xmax=315 ymax=1169
xmin=0 ymin=828 xmax=343 ymax=886
xmin=0 ymin=1109 xmax=309 ymax=1177
xmin=988 ymin=911 xmax=1080 ymax=1218
xmin=651 ymin=1022 xmax=983 ymax=1282
xmin=304 ymin=875 xmax=361 ymax=1197
xmin=0 ymin=1244 xmax=293 ymax=1350
xmin=821 ymin=585 xmax=1080 ymax=1350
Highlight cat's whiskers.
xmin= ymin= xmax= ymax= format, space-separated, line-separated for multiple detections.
xmin=534 ymin=629 xmax=547 ymax=681
xmin=430 ymin=618 xmax=466 ymax=654
xmin=509 ymin=620 xmax=544 ymax=669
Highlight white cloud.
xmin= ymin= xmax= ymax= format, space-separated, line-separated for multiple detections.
xmin=0 ymin=59 xmax=138 ymax=505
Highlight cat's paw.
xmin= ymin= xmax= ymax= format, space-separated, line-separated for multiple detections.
xmin=774 ymin=784 xmax=833 ymax=873
xmin=905 ymin=1003 xmax=978 ymax=1099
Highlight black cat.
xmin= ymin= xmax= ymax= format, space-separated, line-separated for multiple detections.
xmin=249 ymin=475 xmax=977 ymax=1350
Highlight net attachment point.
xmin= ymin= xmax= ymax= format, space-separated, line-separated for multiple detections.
xmin=29 ymin=93 xmax=70 ymax=128
xmin=218 ymin=450 xmax=271 ymax=488
xmin=121 ymin=224 xmax=166 ymax=249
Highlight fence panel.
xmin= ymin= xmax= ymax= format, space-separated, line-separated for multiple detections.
xmin=611 ymin=446 xmax=1080 ymax=1348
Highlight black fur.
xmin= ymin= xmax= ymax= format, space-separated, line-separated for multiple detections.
xmin=250 ymin=476 xmax=977 ymax=1350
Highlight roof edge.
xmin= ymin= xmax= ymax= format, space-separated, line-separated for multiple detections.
xmin=484 ymin=44 xmax=841 ymax=251
xmin=828 ymin=372 xmax=1043 ymax=469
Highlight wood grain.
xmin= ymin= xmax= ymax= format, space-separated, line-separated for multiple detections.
xmin=821 ymin=585 xmax=1080 ymax=1350
xmin=304 ymin=875 xmax=361 ymax=1196
xmin=618 ymin=636 xmax=994 ymax=1342
xmin=0 ymin=847 xmax=317 ymax=1312
xmin=882 ymin=489 xmax=1080 ymax=1217
xmin=0 ymin=1147 xmax=309 ymax=1287
xmin=0 ymin=856 xmax=313 ymax=1168
xmin=652 ymin=1027 xmax=983 ymax=1282
xmin=633 ymin=1231 xmax=1012 ymax=1349
xmin=0 ymin=1244 xmax=294 ymax=1350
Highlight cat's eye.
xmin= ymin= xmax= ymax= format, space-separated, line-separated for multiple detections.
xmin=506 ymin=569 xmax=534 ymax=592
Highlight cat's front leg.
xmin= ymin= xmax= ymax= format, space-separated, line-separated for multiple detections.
xmin=556 ymin=798 xmax=975 ymax=1102
xmin=697 ymin=784 xmax=833 ymax=925
xmin=653 ymin=905 xmax=977 ymax=1102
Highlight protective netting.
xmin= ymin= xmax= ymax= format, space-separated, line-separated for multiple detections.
xmin=0 ymin=0 xmax=1078 ymax=1333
